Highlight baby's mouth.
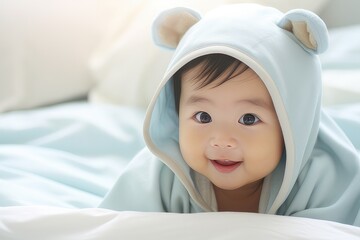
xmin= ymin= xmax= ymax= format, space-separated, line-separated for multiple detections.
xmin=213 ymin=160 xmax=238 ymax=166
xmin=210 ymin=159 xmax=242 ymax=173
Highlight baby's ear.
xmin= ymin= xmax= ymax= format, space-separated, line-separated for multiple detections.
xmin=152 ymin=7 xmax=201 ymax=49
xmin=278 ymin=9 xmax=329 ymax=54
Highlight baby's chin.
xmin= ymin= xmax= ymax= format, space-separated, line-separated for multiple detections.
xmin=212 ymin=178 xmax=264 ymax=192
xmin=211 ymin=182 xmax=246 ymax=191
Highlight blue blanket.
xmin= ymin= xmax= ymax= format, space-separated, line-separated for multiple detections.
xmin=0 ymin=102 xmax=145 ymax=207
xmin=1 ymin=101 xmax=359 ymax=210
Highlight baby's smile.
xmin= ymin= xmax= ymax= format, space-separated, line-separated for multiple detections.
xmin=210 ymin=159 xmax=242 ymax=173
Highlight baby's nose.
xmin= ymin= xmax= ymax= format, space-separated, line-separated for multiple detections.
xmin=210 ymin=135 xmax=237 ymax=149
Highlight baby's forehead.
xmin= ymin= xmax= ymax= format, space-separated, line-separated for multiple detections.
xmin=182 ymin=63 xmax=260 ymax=88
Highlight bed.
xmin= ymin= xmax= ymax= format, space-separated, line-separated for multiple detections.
xmin=1 ymin=104 xmax=360 ymax=240
xmin=1 ymin=0 xmax=360 ymax=239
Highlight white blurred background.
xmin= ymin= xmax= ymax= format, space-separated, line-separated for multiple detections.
xmin=0 ymin=0 xmax=359 ymax=112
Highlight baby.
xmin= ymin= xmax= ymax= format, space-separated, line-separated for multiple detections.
xmin=100 ymin=4 xmax=360 ymax=226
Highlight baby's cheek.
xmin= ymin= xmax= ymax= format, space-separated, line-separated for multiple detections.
xmin=179 ymin=127 xmax=195 ymax=153
xmin=179 ymin=128 xmax=206 ymax=165
xmin=254 ymin=133 xmax=283 ymax=169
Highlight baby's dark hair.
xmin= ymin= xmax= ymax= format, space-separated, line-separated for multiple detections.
xmin=173 ymin=53 xmax=248 ymax=113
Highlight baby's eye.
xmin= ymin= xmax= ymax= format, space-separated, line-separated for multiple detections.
xmin=239 ymin=113 xmax=260 ymax=125
xmin=194 ymin=111 xmax=212 ymax=123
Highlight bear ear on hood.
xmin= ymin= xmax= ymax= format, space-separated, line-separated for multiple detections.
xmin=278 ymin=9 xmax=329 ymax=54
xmin=152 ymin=7 xmax=202 ymax=49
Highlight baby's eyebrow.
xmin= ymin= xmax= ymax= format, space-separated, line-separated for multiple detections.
xmin=186 ymin=95 xmax=272 ymax=109
xmin=237 ymin=98 xmax=272 ymax=109
xmin=185 ymin=95 xmax=213 ymax=105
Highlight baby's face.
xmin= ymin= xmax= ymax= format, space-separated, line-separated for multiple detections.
xmin=178 ymin=64 xmax=284 ymax=190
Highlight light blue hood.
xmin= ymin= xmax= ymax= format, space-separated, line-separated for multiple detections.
xmin=144 ymin=4 xmax=360 ymax=225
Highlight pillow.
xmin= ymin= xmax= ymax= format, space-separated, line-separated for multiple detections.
xmin=89 ymin=0 xmax=215 ymax=109
xmin=0 ymin=0 xmax=127 ymax=112
xmin=88 ymin=0 xmax=329 ymax=109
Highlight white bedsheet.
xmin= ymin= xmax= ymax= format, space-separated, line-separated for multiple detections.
xmin=1 ymin=206 xmax=360 ymax=240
